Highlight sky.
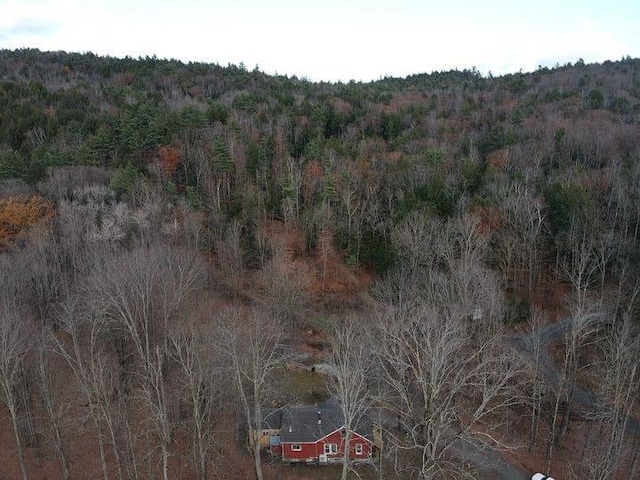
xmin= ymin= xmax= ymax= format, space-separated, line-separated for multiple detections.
xmin=0 ymin=0 xmax=638 ymax=83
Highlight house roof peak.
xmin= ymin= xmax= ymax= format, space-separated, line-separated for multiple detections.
xmin=279 ymin=403 xmax=372 ymax=443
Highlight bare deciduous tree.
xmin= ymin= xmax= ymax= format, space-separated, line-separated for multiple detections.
xmin=391 ymin=210 xmax=439 ymax=272
xmin=372 ymin=214 xmax=524 ymax=478
xmin=559 ymin=218 xmax=600 ymax=311
xmin=156 ymin=247 xmax=207 ymax=333
xmin=326 ymin=317 xmax=372 ymax=480
xmin=90 ymin=246 xmax=205 ymax=480
xmin=139 ymin=344 xmax=172 ymax=480
xmin=546 ymin=305 xmax=601 ymax=467
xmin=388 ymin=212 xmax=504 ymax=339
xmin=216 ymin=219 xmax=244 ymax=296
xmin=492 ymin=181 xmax=545 ymax=292
xmin=20 ymin=225 xmax=65 ymax=322
xmin=526 ymin=308 xmax=548 ymax=451
xmin=282 ymin=157 xmax=302 ymax=225
xmin=218 ymin=307 xmax=287 ymax=480
xmin=338 ymin=172 xmax=363 ymax=262
xmin=258 ymin=251 xmax=309 ymax=329
xmin=0 ymin=301 xmax=31 ymax=480
xmin=586 ymin=314 xmax=640 ymax=479
xmin=169 ymin=325 xmax=224 ymax=480
xmin=34 ymin=334 xmax=71 ymax=480
xmin=53 ymin=296 xmax=126 ymax=480
xmin=373 ymin=301 xmax=524 ymax=479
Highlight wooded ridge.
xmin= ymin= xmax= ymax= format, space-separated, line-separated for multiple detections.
xmin=0 ymin=49 xmax=639 ymax=479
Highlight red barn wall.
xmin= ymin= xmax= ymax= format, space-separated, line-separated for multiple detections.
xmin=282 ymin=442 xmax=319 ymax=462
xmin=318 ymin=430 xmax=372 ymax=460
xmin=281 ymin=429 xmax=373 ymax=462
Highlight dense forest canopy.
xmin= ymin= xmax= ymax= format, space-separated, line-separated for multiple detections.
xmin=1 ymin=48 xmax=640 ymax=479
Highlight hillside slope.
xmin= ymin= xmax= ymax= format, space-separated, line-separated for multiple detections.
xmin=0 ymin=49 xmax=639 ymax=479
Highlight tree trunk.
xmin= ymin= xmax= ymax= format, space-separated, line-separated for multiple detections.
xmin=49 ymin=409 xmax=71 ymax=480
xmin=627 ymin=431 xmax=640 ymax=480
xmin=54 ymin=428 xmax=71 ymax=480
xmin=9 ymin=404 xmax=28 ymax=480
xmin=38 ymin=370 xmax=70 ymax=480
xmin=341 ymin=430 xmax=351 ymax=480
xmin=103 ymin=407 xmax=124 ymax=480
xmin=558 ymin=381 xmax=575 ymax=445
xmin=193 ymin=408 xmax=207 ymax=480
xmin=123 ymin=413 xmax=139 ymax=480
xmin=92 ymin=414 xmax=110 ymax=480
xmin=529 ymin=383 xmax=541 ymax=451
xmin=162 ymin=442 xmax=169 ymax=480
xmin=253 ymin=401 xmax=264 ymax=480
xmin=254 ymin=440 xmax=263 ymax=480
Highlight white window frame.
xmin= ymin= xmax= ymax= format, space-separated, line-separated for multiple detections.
xmin=291 ymin=444 xmax=302 ymax=451
xmin=355 ymin=443 xmax=363 ymax=455
xmin=324 ymin=443 xmax=338 ymax=454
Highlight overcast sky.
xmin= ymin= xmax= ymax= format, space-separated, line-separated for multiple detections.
xmin=1 ymin=0 xmax=638 ymax=82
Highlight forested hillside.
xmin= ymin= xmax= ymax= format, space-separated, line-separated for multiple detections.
xmin=1 ymin=49 xmax=640 ymax=479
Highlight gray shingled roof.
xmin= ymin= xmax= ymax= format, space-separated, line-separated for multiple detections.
xmin=279 ymin=402 xmax=373 ymax=443
xmin=260 ymin=407 xmax=283 ymax=430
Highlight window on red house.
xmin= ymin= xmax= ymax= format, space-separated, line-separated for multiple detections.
xmin=355 ymin=444 xmax=363 ymax=455
xmin=324 ymin=443 xmax=337 ymax=454
xmin=291 ymin=445 xmax=301 ymax=451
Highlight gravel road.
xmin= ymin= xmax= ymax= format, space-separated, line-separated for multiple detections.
xmin=510 ymin=314 xmax=640 ymax=436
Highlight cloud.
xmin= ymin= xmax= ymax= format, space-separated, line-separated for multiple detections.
xmin=0 ymin=0 xmax=68 ymax=44
xmin=0 ymin=18 xmax=59 ymax=41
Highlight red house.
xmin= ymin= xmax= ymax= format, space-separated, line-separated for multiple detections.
xmin=278 ymin=404 xmax=374 ymax=464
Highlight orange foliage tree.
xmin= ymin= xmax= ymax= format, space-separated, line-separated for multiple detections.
xmin=301 ymin=160 xmax=323 ymax=205
xmin=0 ymin=195 xmax=55 ymax=248
xmin=158 ymin=145 xmax=181 ymax=179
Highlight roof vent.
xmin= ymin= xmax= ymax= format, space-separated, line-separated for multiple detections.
xmin=318 ymin=411 xmax=322 ymax=425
